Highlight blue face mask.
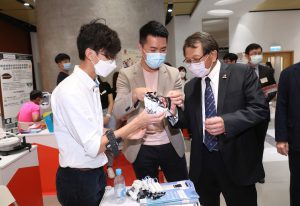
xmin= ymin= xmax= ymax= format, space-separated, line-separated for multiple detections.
xmin=63 ymin=62 xmax=72 ymax=70
xmin=145 ymin=53 xmax=166 ymax=69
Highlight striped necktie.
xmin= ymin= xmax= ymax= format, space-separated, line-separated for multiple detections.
xmin=204 ymin=77 xmax=218 ymax=151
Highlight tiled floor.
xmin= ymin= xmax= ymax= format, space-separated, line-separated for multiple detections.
xmin=44 ymin=105 xmax=291 ymax=206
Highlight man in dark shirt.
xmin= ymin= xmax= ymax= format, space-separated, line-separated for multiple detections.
xmin=55 ymin=53 xmax=71 ymax=85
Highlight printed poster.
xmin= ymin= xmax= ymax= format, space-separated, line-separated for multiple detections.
xmin=0 ymin=53 xmax=33 ymax=132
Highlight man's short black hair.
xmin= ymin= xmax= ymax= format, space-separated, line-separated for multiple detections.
xmin=245 ymin=43 xmax=263 ymax=55
xmin=55 ymin=53 xmax=70 ymax=64
xmin=30 ymin=90 xmax=43 ymax=101
xmin=77 ymin=19 xmax=121 ymax=60
xmin=223 ymin=53 xmax=238 ymax=62
xmin=139 ymin=21 xmax=168 ymax=46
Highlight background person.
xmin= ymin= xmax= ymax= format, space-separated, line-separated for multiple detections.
xmin=245 ymin=43 xmax=277 ymax=184
xmin=17 ymin=90 xmax=44 ymax=131
xmin=55 ymin=53 xmax=72 ymax=85
xmin=222 ymin=52 xmax=238 ymax=64
xmin=17 ymin=90 xmax=43 ymax=123
xmin=178 ymin=66 xmax=188 ymax=88
xmin=112 ymin=71 xmax=119 ymax=100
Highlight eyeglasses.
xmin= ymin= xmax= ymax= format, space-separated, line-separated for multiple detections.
xmin=183 ymin=53 xmax=208 ymax=65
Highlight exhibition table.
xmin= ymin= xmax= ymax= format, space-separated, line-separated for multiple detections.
xmin=0 ymin=145 xmax=43 ymax=206
xmin=100 ymin=186 xmax=200 ymax=206
xmin=18 ymin=129 xmax=58 ymax=195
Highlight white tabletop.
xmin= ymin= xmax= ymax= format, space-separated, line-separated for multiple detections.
xmin=0 ymin=145 xmax=37 ymax=169
xmin=17 ymin=129 xmax=52 ymax=137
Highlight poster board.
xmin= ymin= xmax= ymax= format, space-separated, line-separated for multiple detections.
xmin=121 ymin=49 xmax=141 ymax=68
xmin=0 ymin=53 xmax=33 ymax=132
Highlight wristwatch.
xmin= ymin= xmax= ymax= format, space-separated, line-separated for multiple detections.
xmin=105 ymin=129 xmax=121 ymax=156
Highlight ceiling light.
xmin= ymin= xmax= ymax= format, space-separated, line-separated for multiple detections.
xmin=214 ymin=0 xmax=241 ymax=6
xmin=207 ymin=9 xmax=233 ymax=16
xmin=167 ymin=3 xmax=173 ymax=13
xmin=24 ymin=2 xmax=30 ymax=6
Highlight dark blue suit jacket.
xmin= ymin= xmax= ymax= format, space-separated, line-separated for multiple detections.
xmin=275 ymin=62 xmax=300 ymax=151
xmin=176 ymin=62 xmax=269 ymax=186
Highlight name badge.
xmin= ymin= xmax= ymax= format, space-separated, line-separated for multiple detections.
xmin=260 ymin=77 xmax=268 ymax=84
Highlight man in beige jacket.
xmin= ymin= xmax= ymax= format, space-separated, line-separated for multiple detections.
xmin=113 ymin=21 xmax=188 ymax=181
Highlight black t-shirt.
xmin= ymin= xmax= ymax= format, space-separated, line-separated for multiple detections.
xmin=56 ymin=72 xmax=69 ymax=85
xmin=99 ymin=82 xmax=113 ymax=109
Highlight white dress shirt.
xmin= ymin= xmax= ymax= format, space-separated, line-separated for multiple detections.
xmin=51 ymin=65 xmax=107 ymax=168
xmin=201 ymin=60 xmax=221 ymax=140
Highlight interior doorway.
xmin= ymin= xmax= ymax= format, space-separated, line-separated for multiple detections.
xmin=263 ymin=51 xmax=294 ymax=82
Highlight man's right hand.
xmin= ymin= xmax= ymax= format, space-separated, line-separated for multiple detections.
xmin=276 ymin=142 xmax=289 ymax=156
xmin=132 ymin=87 xmax=152 ymax=103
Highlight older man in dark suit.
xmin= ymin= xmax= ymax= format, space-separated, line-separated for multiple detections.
xmin=168 ymin=32 xmax=269 ymax=206
xmin=275 ymin=62 xmax=300 ymax=206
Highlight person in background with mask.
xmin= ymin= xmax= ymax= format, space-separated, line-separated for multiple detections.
xmin=245 ymin=43 xmax=277 ymax=102
xmin=51 ymin=20 xmax=165 ymax=206
xmin=178 ymin=66 xmax=188 ymax=89
xmin=168 ymin=32 xmax=269 ymax=205
xmin=55 ymin=53 xmax=72 ymax=85
xmin=245 ymin=43 xmax=277 ymax=184
xmin=113 ymin=20 xmax=188 ymax=182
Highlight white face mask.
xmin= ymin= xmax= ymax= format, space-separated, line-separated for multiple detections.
xmin=187 ymin=55 xmax=210 ymax=78
xmin=179 ymin=71 xmax=186 ymax=78
xmin=250 ymin=54 xmax=263 ymax=65
xmin=94 ymin=57 xmax=117 ymax=77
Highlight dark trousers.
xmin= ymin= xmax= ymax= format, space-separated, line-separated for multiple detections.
xmin=289 ymin=148 xmax=300 ymax=206
xmin=133 ymin=143 xmax=188 ymax=182
xmin=196 ymin=146 xmax=257 ymax=206
xmin=56 ymin=166 xmax=106 ymax=206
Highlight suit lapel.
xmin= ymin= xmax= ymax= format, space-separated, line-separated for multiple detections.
xmin=217 ymin=63 xmax=230 ymax=115
xmin=133 ymin=62 xmax=146 ymax=88
xmin=157 ymin=65 xmax=167 ymax=96
xmin=193 ymin=78 xmax=203 ymax=136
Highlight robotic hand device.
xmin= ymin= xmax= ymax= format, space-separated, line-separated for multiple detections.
xmin=127 ymin=176 xmax=166 ymax=202
xmin=144 ymin=92 xmax=178 ymax=124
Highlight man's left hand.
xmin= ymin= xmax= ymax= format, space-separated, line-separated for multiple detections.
xmin=167 ymin=90 xmax=184 ymax=115
xmin=167 ymin=90 xmax=184 ymax=108
xmin=205 ymin=116 xmax=225 ymax=136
